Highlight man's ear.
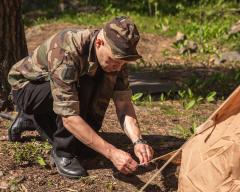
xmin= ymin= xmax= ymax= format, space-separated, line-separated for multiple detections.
xmin=96 ymin=38 xmax=104 ymax=48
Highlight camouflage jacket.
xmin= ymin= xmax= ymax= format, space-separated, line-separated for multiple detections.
xmin=8 ymin=29 xmax=132 ymax=116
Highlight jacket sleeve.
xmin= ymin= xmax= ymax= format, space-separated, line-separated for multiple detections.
xmin=48 ymin=47 xmax=80 ymax=116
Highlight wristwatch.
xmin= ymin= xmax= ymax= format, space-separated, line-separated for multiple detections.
xmin=133 ymin=138 xmax=148 ymax=146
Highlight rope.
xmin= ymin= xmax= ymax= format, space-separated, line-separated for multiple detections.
xmin=138 ymin=134 xmax=197 ymax=191
xmin=137 ymin=149 xmax=181 ymax=167
xmin=138 ymin=148 xmax=182 ymax=192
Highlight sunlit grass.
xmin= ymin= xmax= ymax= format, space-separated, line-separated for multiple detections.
xmin=23 ymin=1 xmax=240 ymax=58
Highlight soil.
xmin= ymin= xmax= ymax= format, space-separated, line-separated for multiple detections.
xmin=0 ymin=23 xmax=222 ymax=192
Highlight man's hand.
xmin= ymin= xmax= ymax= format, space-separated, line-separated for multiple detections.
xmin=109 ymin=148 xmax=138 ymax=174
xmin=134 ymin=143 xmax=154 ymax=165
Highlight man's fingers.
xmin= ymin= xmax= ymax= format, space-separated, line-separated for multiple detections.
xmin=141 ymin=149 xmax=148 ymax=164
xmin=119 ymin=155 xmax=138 ymax=174
xmin=120 ymin=168 xmax=130 ymax=174
xmin=136 ymin=150 xmax=148 ymax=165
xmin=150 ymin=146 xmax=154 ymax=159
xmin=136 ymin=151 xmax=144 ymax=164
xmin=120 ymin=165 xmax=134 ymax=174
xmin=146 ymin=146 xmax=153 ymax=161
xmin=134 ymin=144 xmax=155 ymax=165
xmin=123 ymin=168 xmax=132 ymax=174
xmin=127 ymin=159 xmax=138 ymax=171
xmin=125 ymin=166 xmax=134 ymax=173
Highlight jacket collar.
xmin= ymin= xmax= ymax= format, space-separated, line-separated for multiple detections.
xmin=87 ymin=29 xmax=100 ymax=76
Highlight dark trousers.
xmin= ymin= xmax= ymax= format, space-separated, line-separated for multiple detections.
xmin=12 ymin=75 xmax=102 ymax=158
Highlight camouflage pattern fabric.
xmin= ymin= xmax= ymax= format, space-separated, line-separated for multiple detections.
xmin=87 ymin=65 xmax=132 ymax=129
xmin=8 ymin=28 xmax=132 ymax=117
xmin=103 ymin=16 xmax=142 ymax=61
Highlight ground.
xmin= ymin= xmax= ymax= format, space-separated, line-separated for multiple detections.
xmin=0 ymin=23 xmax=224 ymax=192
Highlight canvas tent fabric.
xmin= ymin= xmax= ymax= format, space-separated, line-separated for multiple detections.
xmin=178 ymin=86 xmax=240 ymax=192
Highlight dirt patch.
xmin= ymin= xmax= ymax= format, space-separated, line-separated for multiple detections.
xmin=0 ymin=100 xmax=220 ymax=192
xmin=138 ymin=33 xmax=176 ymax=63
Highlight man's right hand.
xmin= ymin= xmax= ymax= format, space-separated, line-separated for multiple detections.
xmin=61 ymin=116 xmax=138 ymax=174
xmin=109 ymin=148 xmax=138 ymax=174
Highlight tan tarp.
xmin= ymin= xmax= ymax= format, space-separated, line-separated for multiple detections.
xmin=178 ymin=86 xmax=240 ymax=192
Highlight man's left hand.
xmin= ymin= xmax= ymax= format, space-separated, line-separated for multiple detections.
xmin=134 ymin=143 xmax=154 ymax=165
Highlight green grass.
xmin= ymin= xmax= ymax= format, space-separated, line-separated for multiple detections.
xmin=23 ymin=1 xmax=240 ymax=63
xmin=170 ymin=123 xmax=196 ymax=139
xmin=12 ymin=140 xmax=51 ymax=166
xmin=25 ymin=8 xmax=238 ymax=37
xmin=24 ymin=2 xmax=239 ymax=38
xmin=160 ymin=103 xmax=180 ymax=116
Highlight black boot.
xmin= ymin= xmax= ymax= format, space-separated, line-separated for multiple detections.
xmin=50 ymin=149 xmax=88 ymax=179
xmin=8 ymin=111 xmax=35 ymax=142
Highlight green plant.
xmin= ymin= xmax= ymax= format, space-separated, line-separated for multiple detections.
xmin=9 ymin=176 xmax=25 ymax=192
xmin=160 ymin=93 xmax=166 ymax=102
xmin=191 ymin=122 xmax=197 ymax=134
xmin=47 ymin=180 xmax=54 ymax=187
xmin=180 ymin=68 xmax=240 ymax=101
xmin=79 ymin=176 xmax=97 ymax=185
xmin=105 ymin=181 xmax=116 ymax=191
xmin=160 ymin=104 xmax=179 ymax=116
xmin=12 ymin=140 xmax=51 ymax=167
xmin=171 ymin=122 xmax=197 ymax=139
xmin=178 ymin=87 xmax=217 ymax=109
xmin=178 ymin=88 xmax=203 ymax=110
xmin=206 ymin=91 xmax=217 ymax=102
xmin=131 ymin=92 xmax=155 ymax=106
xmin=147 ymin=94 xmax=152 ymax=103
xmin=131 ymin=92 xmax=143 ymax=105
xmin=104 ymin=3 xmax=121 ymax=15
xmin=159 ymin=90 xmax=174 ymax=102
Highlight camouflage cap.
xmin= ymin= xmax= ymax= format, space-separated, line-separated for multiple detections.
xmin=103 ymin=16 xmax=142 ymax=61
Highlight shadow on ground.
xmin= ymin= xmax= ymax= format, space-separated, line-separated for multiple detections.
xmin=82 ymin=132 xmax=185 ymax=192
xmin=16 ymin=131 xmax=184 ymax=192
xmin=129 ymin=65 xmax=240 ymax=99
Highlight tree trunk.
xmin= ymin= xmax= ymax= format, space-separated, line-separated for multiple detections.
xmin=0 ymin=0 xmax=28 ymax=111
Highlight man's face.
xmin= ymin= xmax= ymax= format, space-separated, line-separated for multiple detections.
xmin=95 ymin=35 xmax=127 ymax=73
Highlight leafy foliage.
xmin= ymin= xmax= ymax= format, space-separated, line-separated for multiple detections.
xmin=22 ymin=0 xmax=240 ymax=61
xmin=131 ymin=92 xmax=143 ymax=104
xmin=12 ymin=140 xmax=51 ymax=167
xmin=170 ymin=122 xmax=197 ymax=139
